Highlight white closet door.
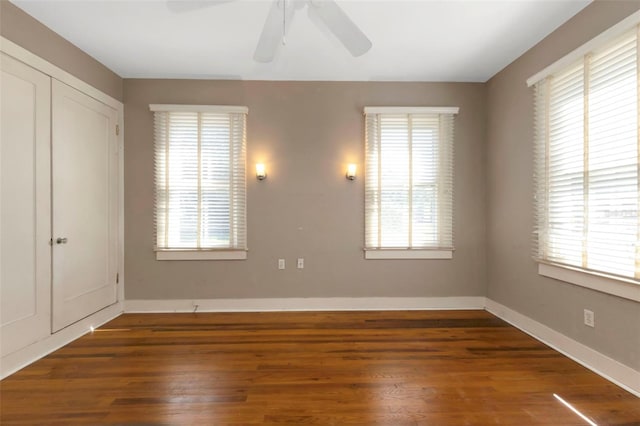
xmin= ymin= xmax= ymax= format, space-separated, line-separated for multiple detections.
xmin=0 ymin=53 xmax=52 ymax=356
xmin=51 ymin=80 xmax=118 ymax=332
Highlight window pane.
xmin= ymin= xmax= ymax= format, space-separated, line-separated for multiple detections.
xmin=201 ymin=187 xmax=230 ymax=247
xmin=365 ymin=110 xmax=454 ymax=251
xmin=167 ymin=189 xmax=197 ymax=248
xmin=166 ymin=112 xmax=198 ymax=248
xmin=546 ymin=62 xmax=584 ymax=267
xmin=586 ymin=32 xmax=637 ymax=276
xmin=380 ymin=115 xmax=410 ymax=247
xmin=154 ymin=109 xmax=246 ymax=251
xmin=412 ymin=184 xmax=437 ymax=246
xmin=201 ymin=115 xmax=231 ymax=247
xmin=412 ymin=117 xmax=439 ymax=246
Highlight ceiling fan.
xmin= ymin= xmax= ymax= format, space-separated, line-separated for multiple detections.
xmin=167 ymin=0 xmax=372 ymax=63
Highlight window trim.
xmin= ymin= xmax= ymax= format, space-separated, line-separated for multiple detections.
xmin=527 ymin=10 xmax=640 ymax=87
xmin=363 ymin=106 xmax=457 ymax=259
xmin=156 ymin=250 xmax=247 ymax=261
xmin=150 ymin=104 xmax=247 ymax=260
xmin=364 ymin=249 xmax=453 ymax=260
xmin=539 ymin=263 xmax=640 ymax=302
xmin=530 ymin=11 xmax=640 ymax=297
xmin=150 ymin=104 xmax=248 ymax=114
xmin=363 ymin=106 xmax=459 ymax=115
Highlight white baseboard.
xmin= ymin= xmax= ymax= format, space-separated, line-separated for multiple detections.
xmin=1 ymin=302 xmax=123 ymax=380
xmin=485 ymin=299 xmax=640 ymax=397
xmin=124 ymin=296 xmax=487 ymax=313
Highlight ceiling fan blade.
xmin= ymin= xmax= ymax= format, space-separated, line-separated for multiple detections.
xmin=167 ymin=0 xmax=236 ymax=14
xmin=254 ymin=0 xmax=297 ymax=63
xmin=308 ymin=0 xmax=371 ymax=57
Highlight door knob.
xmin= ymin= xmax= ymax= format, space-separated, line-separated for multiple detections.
xmin=56 ymin=237 xmax=68 ymax=244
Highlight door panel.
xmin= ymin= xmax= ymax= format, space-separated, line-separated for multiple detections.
xmin=52 ymin=80 xmax=118 ymax=332
xmin=0 ymin=53 xmax=51 ymax=356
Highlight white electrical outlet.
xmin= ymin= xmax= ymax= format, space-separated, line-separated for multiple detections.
xmin=584 ymin=309 xmax=595 ymax=327
xmin=278 ymin=259 xmax=285 ymax=270
xmin=297 ymin=258 xmax=304 ymax=269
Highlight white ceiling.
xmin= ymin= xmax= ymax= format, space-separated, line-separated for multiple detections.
xmin=11 ymin=0 xmax=591 ymax=82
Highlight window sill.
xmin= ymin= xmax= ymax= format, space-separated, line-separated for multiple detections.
xmin=156 ymin=250 xmax=247 ymax=261
xmin=538 ymin=263 xmax=640 ymax=302
xmin=364 ymin=249 xmax=453 ymax=260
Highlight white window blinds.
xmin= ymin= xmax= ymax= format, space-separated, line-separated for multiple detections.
xmin=364 ymin=107 xmax=456 ymax=256
xmin=533 ymin=27 xmax=640 ymax=280
xmin=151 ymin=105 xmax=247 ymax=256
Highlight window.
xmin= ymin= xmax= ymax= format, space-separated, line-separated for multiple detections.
xmin=364 ymin=107 xmax=457 ymax=259
xmin=532 ymin=24 xmax=640 ymax=298
xmin=151 ymin=104 xmax=247 ymax=260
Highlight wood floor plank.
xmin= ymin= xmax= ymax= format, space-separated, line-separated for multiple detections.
xmin=1 ymin=310 xmax=637 ymax=425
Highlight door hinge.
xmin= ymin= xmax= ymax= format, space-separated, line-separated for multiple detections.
xmin=116 ymin=272 xmax=119 ymax=284
xmin=116 ymin=124 xmax=120 ymax=136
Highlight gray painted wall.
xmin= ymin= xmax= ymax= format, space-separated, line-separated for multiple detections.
xmin=486 ymin=1 xmax=640 ymax=370
xmin=124 ymin=80 xmax=487 ymax=300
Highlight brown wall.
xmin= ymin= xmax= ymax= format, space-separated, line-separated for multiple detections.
xmin=0 ymin=1 xmax=122 ymax=101
xmin=486 ymin=1 xmax=640 ymax=370
xmin=124 ymin=80 xmax=487 ymax=299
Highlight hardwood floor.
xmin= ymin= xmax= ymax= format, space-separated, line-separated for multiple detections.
xmin=1 ymin=310 xmax=638 ymax=425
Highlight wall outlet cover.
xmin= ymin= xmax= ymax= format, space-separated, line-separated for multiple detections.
xmin=584 ymin=309 xmax=595 ymax=328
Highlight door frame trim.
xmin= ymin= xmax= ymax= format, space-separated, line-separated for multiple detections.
xmin=1 ymin=36 xmax=125 ymax=308
xmin=1 ymin=37 xmax=124 ymax=378
xmin=1 ymin=37 xmax=121 ymax=110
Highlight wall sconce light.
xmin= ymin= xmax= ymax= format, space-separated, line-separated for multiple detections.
xmin=256 ymin=163 xmax=267 ymax=180
xmin=346 ymin=164 xmax=357 ymax=180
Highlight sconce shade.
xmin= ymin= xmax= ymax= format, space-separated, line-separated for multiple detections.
xmin=256 ymin=163 xmax=267 ymax=180
xmin=346 ymin=164 xmax=357 ymax=180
